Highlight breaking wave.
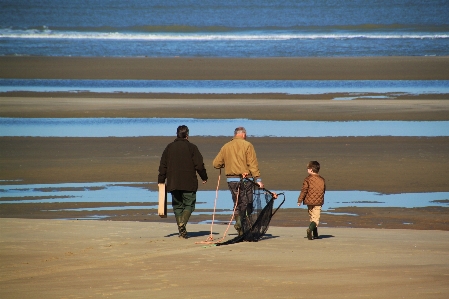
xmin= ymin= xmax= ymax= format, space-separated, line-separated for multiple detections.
xmin=1 ymin=25 xmax=448 ymax=41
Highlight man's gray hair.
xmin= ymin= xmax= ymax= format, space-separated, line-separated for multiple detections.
xmin=234 ymin=127 xmax=246 ymax=136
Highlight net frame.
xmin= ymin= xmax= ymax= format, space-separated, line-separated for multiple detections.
xmin=216 ymin=178 xmax=285 ymax=246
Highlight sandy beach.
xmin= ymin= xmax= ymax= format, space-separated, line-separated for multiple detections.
xmin=1 ymin=56 xmax=449 ymax=298
xmin=1 ymin=218 xmax=449 ymax=299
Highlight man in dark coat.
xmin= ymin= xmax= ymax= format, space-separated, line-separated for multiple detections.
xmin=158 ymin=125 xmax=208 ymax=238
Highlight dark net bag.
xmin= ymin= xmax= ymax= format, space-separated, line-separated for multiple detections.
xmin=216 ymin=179 xmax=285 ymax=246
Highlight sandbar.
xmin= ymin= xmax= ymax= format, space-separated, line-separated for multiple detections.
xmin=1 ymin=56 xmax=449 ymax=80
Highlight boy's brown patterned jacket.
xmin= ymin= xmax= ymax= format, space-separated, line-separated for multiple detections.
xmin=298 ymin=173 xmax=326 ymax=206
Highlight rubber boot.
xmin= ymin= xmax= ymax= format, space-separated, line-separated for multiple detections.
xmin=234 ymin=215 xmax=243 ymax=236
xmin=313 ymin=227 xmax=319 ymax=239
xmin=307 ymin=221 xmax=316 ymax=240
xmin=180 ymin=210 xmax=192 ymax=238
xmin=175 ymin=214 xmax=188 ymax=239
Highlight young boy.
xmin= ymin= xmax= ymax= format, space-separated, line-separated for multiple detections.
xmin=297 ymin=161 xmax=326 ymax=240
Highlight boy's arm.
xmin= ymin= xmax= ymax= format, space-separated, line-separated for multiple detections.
xmin=297 ymin=178 xmax=309 ymax=206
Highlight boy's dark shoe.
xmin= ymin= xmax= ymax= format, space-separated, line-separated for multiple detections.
xmin=306 ymin=228 xmax=313 ymax=240
xmin=307 ymin=221 xmax=317 ymax=240
xmin=313 ymin=227 xmax=319 ymax=239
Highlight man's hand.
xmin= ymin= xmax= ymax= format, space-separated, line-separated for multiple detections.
xmin=202 ymin=181 xmax=207 ymax=184
xmin=297 ymin=201 xmax=302 ymax=206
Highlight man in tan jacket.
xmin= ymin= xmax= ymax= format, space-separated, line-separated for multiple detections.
xmin=213 ymin=127 xmax=264 ymax=235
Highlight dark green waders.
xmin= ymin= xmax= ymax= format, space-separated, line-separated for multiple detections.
xmin=175 ymin=214 xmax=188 ymax=239
xmin=234 ymin=214 xmax=243 ymax=236
xmin=171 ymin=191 xmax=196 ymax=239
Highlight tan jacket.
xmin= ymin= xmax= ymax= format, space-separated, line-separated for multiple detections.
xmin=298 ymin=173 xmax=326 ymax=206
xmin=213 ymin=136 xmax=261 ymax=178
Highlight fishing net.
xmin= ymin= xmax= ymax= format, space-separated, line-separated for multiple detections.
xmin=216 ymin=178 xmax=285 ymax=246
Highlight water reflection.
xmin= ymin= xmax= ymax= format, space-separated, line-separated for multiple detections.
xmin=1 ymin=118 xmax=448 ymax=137
xmin=1 ymin=182 xmax=448 ymax=212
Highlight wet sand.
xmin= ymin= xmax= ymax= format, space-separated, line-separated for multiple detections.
xmin=1 ymin=135 xmax=448 ymax=230
xmin=2 ymin=56 xmax=449 ymax=80
xmin=1 ymin=136 xmax=449 ymax=194
xmin=2 ymin=97 xmax=449 ymax=120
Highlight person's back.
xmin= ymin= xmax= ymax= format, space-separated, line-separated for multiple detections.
xmin=160 ymin=138 xmax=204 ymax=192
xmin=213 ymin=136 xmax=260 ymax=178
xmin=301 ymin=173 xmax=325 ymax=206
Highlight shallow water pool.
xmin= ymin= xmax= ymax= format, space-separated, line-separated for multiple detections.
xmin=1 ymin=182 xmax=447 ymax=212
xmin=1 ymin=118 xmax=448 ymax=137
xmin=1 ymin=79 xmax=449 ymax=95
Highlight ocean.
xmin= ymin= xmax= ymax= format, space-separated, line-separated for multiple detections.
xmin=1 ymin=0 xmax=449 ymax=57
